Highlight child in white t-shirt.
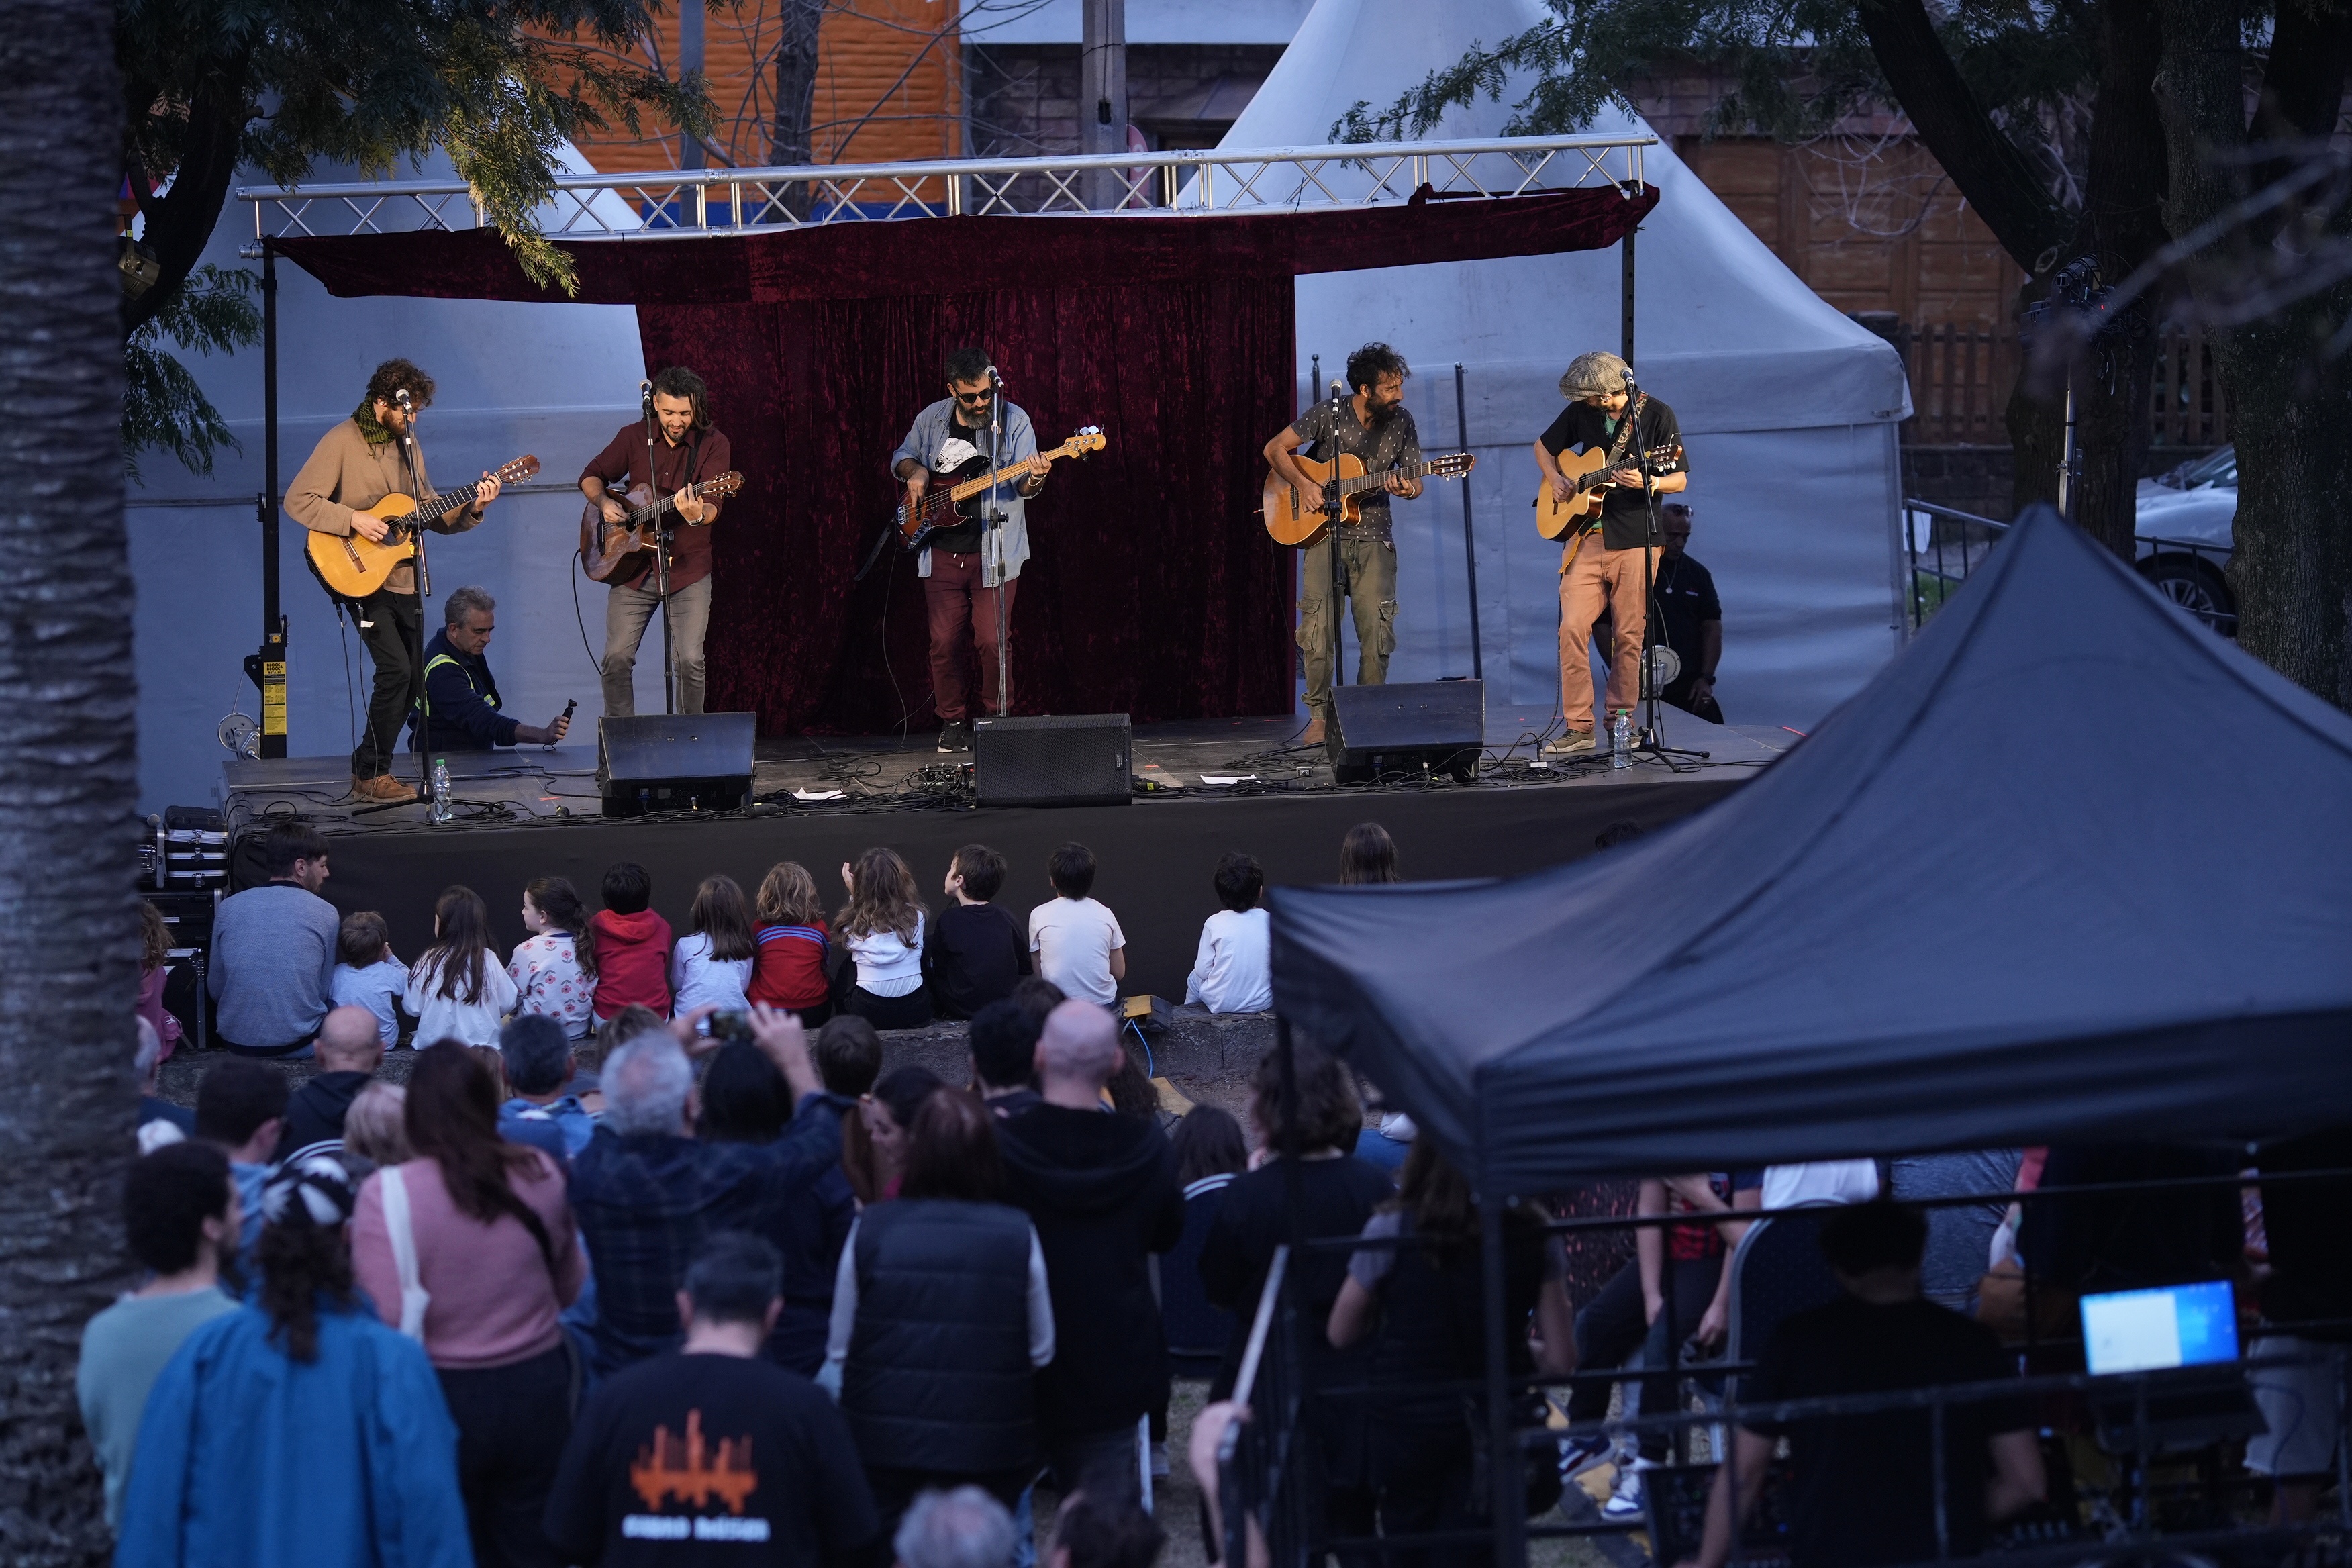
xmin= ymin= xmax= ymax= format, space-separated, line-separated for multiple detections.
xmin=330 ymin=910 xmax=408 ymax=1047
xmin=1027 ymin=840 xmax=1126 ymax=1006
xmin=403 ymin=885 xmax=519 ymax=1048
xmin=671 ymin=873 xmax=756 ymax=1027
xmin=1184 ymin=852 xmax=1272 ymax=1014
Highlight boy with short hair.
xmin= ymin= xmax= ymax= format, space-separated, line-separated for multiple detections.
xmin=1028 ymin=842 xmax=1126 ymax=1006
xmin=589 ymin=861 xmax=672 ymax=1019
xmin=922 ymin=843 xmax=1031 ymax=1020
xmin=329 ymin=911 xmax=407 ymax=1048
xmin=1183 ymin=851 xmax=1272 ymax=1014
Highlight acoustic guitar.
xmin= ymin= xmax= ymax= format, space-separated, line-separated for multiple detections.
xmin=1261 ymin=451 xmax=1476 ymax=547
xmin=578 ymin=471 xmax=745 ymax=583
xmin=895 ymin=428 xmax=1108 ymax=552
xmin=305 ymin=455 xmax=540 ymax=599
xmin=1533 ymin=442 xmax=1684 ymax=540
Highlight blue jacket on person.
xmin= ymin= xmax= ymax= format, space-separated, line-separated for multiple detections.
xmin=113 ymin=1298 xmax=471 ymax=1568
xmin=409 ymin=625 xmax=518 ymax=753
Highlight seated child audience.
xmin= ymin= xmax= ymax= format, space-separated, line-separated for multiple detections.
xmin=672 ymin=873 xmax=756 ymax=1026
xmin=1338 ymin=820 xmax=1398 ymax=885
xmin=836 ymin=848 xmax=932 ymax=1031
xmin=1028 ymin=842 xmax=1126 ymax=1006
xmin=509 ymin=876 xmax=595 ymax=1041
xmin=924 ymin=843 xmax=1030 ymax=1020
xmin=750 ymin=861 xmax=833 ymax=1026
xmin=136 ymin=901 xmax=183 ymax=1061
xmin=1183 ymin=852 xmax=1272 ymax=1014
xmin=330 ymin=910 xmax=408 ymax=1048
xmin=589 ymin=861 xmax=672 ymax=1020
xmin=401 ymin=885 xmax=518 ymax=1048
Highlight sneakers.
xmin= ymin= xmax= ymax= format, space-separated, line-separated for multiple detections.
xmin=936 ymin=720 xmax=971 ymax=753
xmin=1542 ymin=729 xmax=1596 ymax=756
xmin=1601 ymin=1457 xmax=1651 ymax=1522
xmin=351 ymin=773 xmax=419 ymax=803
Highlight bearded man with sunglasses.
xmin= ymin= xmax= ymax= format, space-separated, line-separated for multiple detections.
xmin=891 ymin=346 xmax=1053 ymax=754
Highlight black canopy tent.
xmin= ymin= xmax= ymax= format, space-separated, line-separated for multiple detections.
xmin=1269 ymin=507 xmax=2352 ymax=1195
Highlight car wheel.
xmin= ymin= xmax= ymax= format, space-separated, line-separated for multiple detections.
xmin=2139 ymin=556 xmax=2237 ymax=635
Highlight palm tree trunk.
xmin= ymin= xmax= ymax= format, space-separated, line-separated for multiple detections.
xmin=0 ymin=0 xmax=142 ymax=1557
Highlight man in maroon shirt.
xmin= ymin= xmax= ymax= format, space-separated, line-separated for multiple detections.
xmin=579 ymin=366 xmax=734 ymax=716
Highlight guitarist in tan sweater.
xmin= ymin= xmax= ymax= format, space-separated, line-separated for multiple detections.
xmin=286 ymin=359 xmax=502 ymax=803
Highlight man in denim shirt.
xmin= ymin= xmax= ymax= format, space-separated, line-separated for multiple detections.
xmin=891 ymin=346 xmax=1053 ymax=754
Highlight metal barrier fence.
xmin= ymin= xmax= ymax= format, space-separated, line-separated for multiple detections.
xmin=1215 ymin=1168 xmax=2352 ymax=1568
xmin=236 ymin=134 xmax=1653 ymax=242
xmin=1900 ymin=500 xmax=2240 ymax=637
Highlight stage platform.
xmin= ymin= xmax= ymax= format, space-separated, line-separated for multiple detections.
xmin=217 ymin=708 xmax=1792 ymax=999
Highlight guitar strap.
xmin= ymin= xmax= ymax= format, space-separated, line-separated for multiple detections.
xmin=1559 ymin=393 xmax=1649 ymax=577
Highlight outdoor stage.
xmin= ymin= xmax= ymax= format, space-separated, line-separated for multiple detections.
xmin=219 ymin=709 xmax=1790 ymax=1000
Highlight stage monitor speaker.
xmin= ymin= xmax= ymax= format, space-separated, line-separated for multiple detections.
xmin=1329 ymin=680 xmax=1483 ymax=784
xmin=974 ymin=714 xmax=1132 ymax=807
xmin=598 ymin=712 xmax=757 ymax=816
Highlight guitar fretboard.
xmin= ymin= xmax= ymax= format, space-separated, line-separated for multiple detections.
xmin=1327 ymin=458 xmax=1458 ymax=499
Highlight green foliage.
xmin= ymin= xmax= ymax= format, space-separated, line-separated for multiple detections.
xmin=1330 ymin=0 xmax=2096 ymax=178
xmin=117 ymin=0 xmax=720 ymax=301
xmin=122 ymin=264 xmax=260 ymax=481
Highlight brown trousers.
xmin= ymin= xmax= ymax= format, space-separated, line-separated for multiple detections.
xmin=1558 ymin=540 xmax=1657 ymax=732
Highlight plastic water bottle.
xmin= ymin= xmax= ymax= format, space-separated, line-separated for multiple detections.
xmin=430 ymin=757 xmax=452 ymax=823
xmin=1610 ymin=710 xmax=1632 ymax=769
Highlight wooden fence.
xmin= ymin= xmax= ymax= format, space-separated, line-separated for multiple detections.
xmin=1885 ymin=322 xmax=2230 ymax=448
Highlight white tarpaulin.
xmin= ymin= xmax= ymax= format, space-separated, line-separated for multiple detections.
xmin=1215 ymin=0 xmax=1914 ymax=728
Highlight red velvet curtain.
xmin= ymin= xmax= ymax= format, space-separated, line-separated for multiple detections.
xmin=278 ymin=187 xmax=1656 ymax=731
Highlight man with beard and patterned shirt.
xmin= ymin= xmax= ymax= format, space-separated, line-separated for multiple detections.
xmin=1262 ymin=344 xmax=1424 ymax=746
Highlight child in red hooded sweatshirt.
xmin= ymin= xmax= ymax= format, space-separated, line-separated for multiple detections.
xmin=589 ymin=861 xmax=672 ymax=1019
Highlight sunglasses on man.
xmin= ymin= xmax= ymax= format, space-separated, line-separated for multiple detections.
xmin=954 ymin=389 xmax=995 ymax=405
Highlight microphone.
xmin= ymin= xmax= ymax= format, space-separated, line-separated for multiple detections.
xmin=1619 ymin=366 xmax=1639 ymax=391
xmin=985 ymin=365 xmax=1001 ymax=383
xmin=393 ymin=387 xmax=413 ymax=445
xmin=639 ymin=379 xmax=654 ymax=403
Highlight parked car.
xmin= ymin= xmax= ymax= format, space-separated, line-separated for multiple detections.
xmin=2134 ymin=446 xmax=2236 ymax=632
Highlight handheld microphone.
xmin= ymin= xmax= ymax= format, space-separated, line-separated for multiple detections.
xmin=546 ymin=698 xmax=575 ymax=752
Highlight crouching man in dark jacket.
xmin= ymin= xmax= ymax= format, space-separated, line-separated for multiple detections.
xmin=997 ymin=1000 xmax=1185 ymax=1491
xmin=409 ymin=585 xmax=571 ymax=756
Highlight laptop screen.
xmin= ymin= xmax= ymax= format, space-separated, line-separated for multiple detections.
xmin=2079 ymin=1279 xmax=2239 ymax=1376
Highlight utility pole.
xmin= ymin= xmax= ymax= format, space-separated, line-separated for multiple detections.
xmin=680 ymin=0 xmax=707 ymax=170
xmin=1079 ymin=0 xmax=1127 ymax=210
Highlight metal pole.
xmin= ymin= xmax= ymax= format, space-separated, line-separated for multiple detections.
xmin=679 ymin=2 xmax=706 ymax=170
xmin=1620 ymin=223 xmax=1636 ymax=365
xmin=1079 ymin=0 xmax=1128 ymax=210
xmin=2057 ymin=372 xmax=2079 ymax=522
xmin=1455 ymin=363 xmax=1483 ymax=681
xmin=1479 ymin=1190 xmax=1522 ymax=1568
xmin=258 ymin=242 xmax=287 ymax=759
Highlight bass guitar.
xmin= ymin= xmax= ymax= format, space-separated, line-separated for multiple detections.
xmin=579 ymin=471 xmax=745 ymax=583
xmin=895 ymin=428 xmax=1108 ymax=551
xmin=306 ymin=455 xmax=540 ymax=599
xmin=1533 ymin=442 xmax=1683 ymax=540
xmin=1262 ymin=451 xmax=1476 ymax=546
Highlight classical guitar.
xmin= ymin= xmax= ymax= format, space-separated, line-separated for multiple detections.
xmin=896 ymin=428 xmax=1108 ymax=551
xmin=579 ymin=471 xmax=745 ymax=583
xmin=1533 ymin=442 xmax=1684 ymax=540
xmin=305 ymin=455 xmax=540 ymax=599
xmin=1261 ymin=451 xmax=1476 ymax=547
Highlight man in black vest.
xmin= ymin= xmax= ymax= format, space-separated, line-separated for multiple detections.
xmin=997 ymin=1001 xmax=1185 ymax=1493
xmin=409 ymin=586 xmax=570 ymax=756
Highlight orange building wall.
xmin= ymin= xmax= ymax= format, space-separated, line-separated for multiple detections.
xmin=556 ymin=0 xmax=963 ymax=176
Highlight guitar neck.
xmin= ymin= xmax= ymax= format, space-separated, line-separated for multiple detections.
xmin=947 ymin=445 xmax=1073 ymax=504
xmin=1332 ymin=458 xmax=1446 ymax=498
xmin=411 ymin=482 xmax=481 ymax=527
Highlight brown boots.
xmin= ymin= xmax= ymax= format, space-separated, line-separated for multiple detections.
xmin=351 ymin=773 xmax=418 ymax=804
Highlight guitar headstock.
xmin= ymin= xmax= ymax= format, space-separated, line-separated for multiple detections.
xmin=700 ymin=471 xmax=745 ymax=499
xmin=1427 ymin=452 xmax=1476 ymax=479
xmin=495 ymin=455 xmax=540 ymax=485
xmin=1062 ymin=426 xmax=1107 ymax=458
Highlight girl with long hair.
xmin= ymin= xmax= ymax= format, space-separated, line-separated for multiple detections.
xmin=671 ymin=873 xmax=756 ymax=1026
xmin=509 ymin=875 xmax=595 ymax=1041
xmin=404 ymin=885 xmax=518 ymax=1047
xmin=836 ymin=848 xmax=932 ymax=1030
xmin=115 ymin=1153 xmax=474 ymax=1565
xmin=748 ymin=860 xmax=832 ymax=1025
xmin=351 ymin=1044 xmax=585 ymax=1567
xmin=136 ymin=900 xmax=183 ymax=1060
xmin=1338 ymin=821 xmax=1400 ymax=885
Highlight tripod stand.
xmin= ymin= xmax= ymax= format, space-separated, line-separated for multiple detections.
xmin=1620 ymin=371 xmax=1705 ymax=772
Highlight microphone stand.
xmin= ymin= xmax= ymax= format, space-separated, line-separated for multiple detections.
xmin=1620 ymin=372 xmax=1704 ymax=772
xmin=644 ymin=383 xmax=677 ymax=716
xmin=984 ymin=368 xmax=1010 ymax=719
xmin=397 ymin=393 xmax=434 ymax=804
xmin=1319 ymin=379 xmax=1350 ymax=755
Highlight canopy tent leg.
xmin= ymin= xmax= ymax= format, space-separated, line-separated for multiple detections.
xmin=1481 ymin=1190 xmax=1524 ymax=1568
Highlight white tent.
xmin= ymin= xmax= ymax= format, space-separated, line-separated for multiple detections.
xmin=127 ymin=150 xmax=650 ymax=812
xmin=1214 ymin=0 xmax=1914 ymax=729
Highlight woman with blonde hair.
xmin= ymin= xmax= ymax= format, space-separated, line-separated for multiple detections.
xmin=836 ymin=848 xmax=932 ymax=1030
